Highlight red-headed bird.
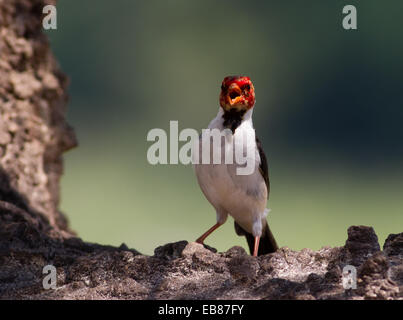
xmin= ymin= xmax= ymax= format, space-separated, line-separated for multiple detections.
xmin=194 ymin=76 xmax=278 ymax=256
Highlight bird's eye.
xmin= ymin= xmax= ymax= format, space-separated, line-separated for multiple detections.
xmin=243 ymin=84 xmax=250 ymax=91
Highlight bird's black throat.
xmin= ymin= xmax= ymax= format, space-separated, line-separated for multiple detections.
xmin=222 ymin=108 xmax=246 ymax=133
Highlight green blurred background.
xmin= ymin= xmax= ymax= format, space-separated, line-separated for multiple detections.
xmin=47 ymin=1 xmax=402 ymax=255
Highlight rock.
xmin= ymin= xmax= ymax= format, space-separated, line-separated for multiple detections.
xmin=228 ymin=254 xmax=259 ymax=282
xmin=10 ymin=71 xmax=41 ymax=99
xmin=0 ymin=0 xmax=77 ymax=233
xmin=383 ymin=233 xmax=403 ymax=257
xmin=357 ymin=252 xmax=399 ymax=300
xmin=1 ymin=194 xmax=401 ymax=300
xmin=382 ymin=233 xmax=403 ymax=292
xmin=154 ymin=241 xmax=188 ymax=260
xmin=341 ymin=226 xmax=381 ymax=266
xmin=359 ymin=252 xmax=390 ymax=280
xmin=181 ymin=242 xmax=206 ymax=258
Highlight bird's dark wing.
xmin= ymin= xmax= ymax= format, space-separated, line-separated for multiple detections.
xmin=255 ymin=135 xmax=270 ymax=198
xmin=233 ymin=134 xmax=278 ymax=255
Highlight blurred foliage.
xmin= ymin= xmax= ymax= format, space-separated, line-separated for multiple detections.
xmin=47 ymin=0 xmax=402 ymax=254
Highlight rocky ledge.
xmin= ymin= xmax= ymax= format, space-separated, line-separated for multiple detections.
xmin=0 ymin=201 xmax=401 ymax=300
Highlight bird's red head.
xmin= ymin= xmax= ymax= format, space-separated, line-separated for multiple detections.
xmin=219 ymin=76 xmax=255 ymax=112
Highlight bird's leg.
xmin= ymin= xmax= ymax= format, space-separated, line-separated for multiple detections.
xmin=253 ymin=236 xmax=260 ymax=257
xmin=196 ymin=222 xmax=222 ymax=244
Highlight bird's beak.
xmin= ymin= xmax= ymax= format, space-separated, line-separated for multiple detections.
xmin=227 ymin=84 xmax=243 ymax=107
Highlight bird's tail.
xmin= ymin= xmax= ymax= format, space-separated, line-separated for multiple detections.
xmin=234 ymin=220 xmax=278 ymax=256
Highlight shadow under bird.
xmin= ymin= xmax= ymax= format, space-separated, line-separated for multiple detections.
xmin=194 ymin=76 xmax=278 ymax=256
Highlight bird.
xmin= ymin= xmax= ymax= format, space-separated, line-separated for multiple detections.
xmin=193 ymin=76 xmax=278 ymax=256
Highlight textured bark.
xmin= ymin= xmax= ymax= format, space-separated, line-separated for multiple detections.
xmin=0 ymin=0 xmax=402 ymax=300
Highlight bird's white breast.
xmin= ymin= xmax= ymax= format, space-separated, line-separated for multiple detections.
xmin=193 ymin=108 xmax=268 ymax=236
